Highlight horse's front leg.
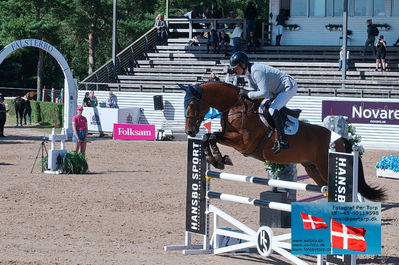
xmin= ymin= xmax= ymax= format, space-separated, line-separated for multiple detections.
xmin=209 ymin=132 xmax=233 ymax=168
xmin=202 ymin=133 xmax=219 ymax=168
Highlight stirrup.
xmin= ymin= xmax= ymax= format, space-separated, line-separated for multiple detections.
xmin=272 ymin=140 xmax=289 ymax=154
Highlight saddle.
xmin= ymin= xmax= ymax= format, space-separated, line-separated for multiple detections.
xmin=258 ymin=100 xmax=301 ymax=136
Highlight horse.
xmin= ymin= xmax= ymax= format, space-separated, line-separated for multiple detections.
xmin=14 ymin=96 xmax=25 ymax=126
xmin=25 ymin=92 xmax=37 ymax=100
xmin=181 ymin=81 xmax=385 ymax=202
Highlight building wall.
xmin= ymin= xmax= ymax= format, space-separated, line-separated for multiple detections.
xmin=270 ymin=0 xmax=399 ymax=46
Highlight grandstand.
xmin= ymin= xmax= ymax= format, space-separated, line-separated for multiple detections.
xmin=80 ymin=19 xmax=399 ymax=99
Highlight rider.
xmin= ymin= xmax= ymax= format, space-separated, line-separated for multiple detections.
xmin=229 ymin=51 xmax=298 ymax=154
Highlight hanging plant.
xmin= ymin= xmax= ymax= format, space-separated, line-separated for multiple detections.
xmin=325 ymin=24 xmax=343 ymax=31
xmin=374 ymin=23 xmax=391 ymax=31
xmin=285 ymin=24 xmax=300 ymax=31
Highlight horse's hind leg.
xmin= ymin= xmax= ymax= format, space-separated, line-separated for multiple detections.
xmin=210 ymin=132 xmax=233 ymax=167
xmin=202 ymin=133 xmax=220 ymax=169
xmin=302 ymin=162 xmax=327 ymax=187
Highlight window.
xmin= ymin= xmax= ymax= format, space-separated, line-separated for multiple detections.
xmin=326 ymin=0 xmax=334 ymax=16
xmin=394 ymin=0 xmax=399 ymax=16
xmin=310 ymin=0 xmax=326 ymax=16
xmin=334 ymin=0 xmax=344 ymax=16
xmin=354 ymin=0 xmax=373 ymax=16
xmin=374 ymin=0 xmax=388 ymax=16
xmin=292 ymin=0 xmax=308 ymax=16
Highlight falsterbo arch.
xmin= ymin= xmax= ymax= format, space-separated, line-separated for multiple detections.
xmin=0 ymin=39 xmax=77 ymax=137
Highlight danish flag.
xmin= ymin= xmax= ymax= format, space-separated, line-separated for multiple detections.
xmin=331 ymin=219 xmax=367 ymax=252
xmin=300 ymin=212 xmax=328 ymax=229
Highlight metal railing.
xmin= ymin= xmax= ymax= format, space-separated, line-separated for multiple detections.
xmin=167 ymin=18 xmax=247 ymax=39
xmin=80 ymin=27 xmax=158 ymax=90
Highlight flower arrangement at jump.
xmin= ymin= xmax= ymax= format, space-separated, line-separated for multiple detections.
xmin=41 ymin=151 xmax=88 ymax=174
xmin=376 ymin=155 xmax=399 ymax=179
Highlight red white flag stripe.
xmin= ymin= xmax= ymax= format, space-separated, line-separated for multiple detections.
xmin=300 ymin=212 xmax=328 ymax=229
xmin=331 ymin=219 xmax=367 ymax=252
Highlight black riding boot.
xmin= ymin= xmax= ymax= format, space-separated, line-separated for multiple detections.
xmin=271 ymin=110 xmax=289 ymax=154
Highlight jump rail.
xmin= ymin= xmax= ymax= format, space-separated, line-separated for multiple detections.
xmin=206 ymin=170 xmax=328 ymax=194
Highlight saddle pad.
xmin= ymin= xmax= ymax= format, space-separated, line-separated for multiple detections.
xmin=258 ymin=99 xmax=299 ymax=136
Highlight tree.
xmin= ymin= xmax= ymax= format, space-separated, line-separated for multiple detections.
xmin=0 ymin=0 xmax=65 ymax=100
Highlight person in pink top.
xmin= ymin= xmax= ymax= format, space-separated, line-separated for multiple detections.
xmin=72 ymin=105 xmax=88 ymax=155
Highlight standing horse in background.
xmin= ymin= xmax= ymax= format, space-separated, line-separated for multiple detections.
xmin=25 ymin=92 xmax=37 ymax=100
xmin=14 ymin=96 xmax=25 ymax=126
xmin=180 ymin=81 xmax=385 ymax=201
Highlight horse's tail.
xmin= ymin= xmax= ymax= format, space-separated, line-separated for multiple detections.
xmin=342 ymin=138 xmax=386 ymax=201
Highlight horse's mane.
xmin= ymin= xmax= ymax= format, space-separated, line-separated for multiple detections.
xmin=199 ymin=81 xmax=240 ymax=91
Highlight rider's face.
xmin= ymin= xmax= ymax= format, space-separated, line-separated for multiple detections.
xmin=233 ymin=64 xmax=246 ymax=75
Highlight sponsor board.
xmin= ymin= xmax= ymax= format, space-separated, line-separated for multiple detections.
xmin=185 ymin=138 xmax=207 ymax=235
xmin=322 ymin=100 xmax=399 ymax=125
xmin=113 ymin=124 xmax=155 ymax=140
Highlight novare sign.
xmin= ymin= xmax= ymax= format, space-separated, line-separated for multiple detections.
xmin=113 ymin=124 xmax=155 ymax=140
xmin=322 ymin=100 xmax=399 ymax=125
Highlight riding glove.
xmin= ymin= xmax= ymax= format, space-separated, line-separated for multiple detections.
xmin=239 ymin=88 xmax=250 ymax=99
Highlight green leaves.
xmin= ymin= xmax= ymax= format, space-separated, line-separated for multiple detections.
xmin=62 ymin=151 xmax=89 ymax=174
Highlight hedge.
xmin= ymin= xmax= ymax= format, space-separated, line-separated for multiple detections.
xmin=5 ymin=99 xmax=63 ymax=127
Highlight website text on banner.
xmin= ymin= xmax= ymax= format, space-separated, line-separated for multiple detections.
xmin=113 ymin=124 xmax=156 ymax=140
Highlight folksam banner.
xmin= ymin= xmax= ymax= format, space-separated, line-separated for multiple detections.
xmin=113 ymin=124 xmax=156 ymax=140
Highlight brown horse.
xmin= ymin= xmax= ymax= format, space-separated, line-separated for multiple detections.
xmin=25 ymin=92 xmax=37 ymax=100
xmin=181 ymin=81 xmax=385 ymax=201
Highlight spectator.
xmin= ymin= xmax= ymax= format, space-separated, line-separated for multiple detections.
xmin=393 ymin=38 xmax=399 ymax=46
xmin=227 ymin=11 xmax=237 ymax=29
xmin=363 ymin=19 xmax=378 ymax=56
xmin=72 ymin=105 xmax=88 ymax=156
xmin=13 ymin=95 xmax=25 ymax=127
xmin=89 ymin=90 xmax=98 ymax=107
xmin=218 ymin=30 xmax=230 ymax=55
xmin=206 ymin=29 xmax=219 ymax=53
xmin=83 ymin=92 xmax=91 ymax=107
xmin=214 ymin=7 xmax=225 ymax=29
xmin=201 ymin=7 xmax=212 ymax=28
xmin=375 ymin=35 xmax=387 ymax=71
xmin=276 ymin=9 xmax=288 ymax=46
xmin=247 ymin=31 xmax=259 ymax=53
xmin=188 ymin=34 xmax=201 ymax=46
xmin=231 ymin=23 xmax=243 ymax=53
xmin=185 ymin=7 xmax=201 ymax=29
xmin=208 ymin=72 xmax=220 ymax=82
xmin=23 ymin=96 xmax=32 ymax=125
xmin=244 ymin=2 xmax=258 ymax=37
xmin=155 ymin=14 xmax=168 ymax=45
xmin=338 ymin=47 xmax=350 ymax=71
xmin=0 ymin=95 xmax=8 ymax=137
xmin=225 ymin=73 xmax=238 ymax=86
xmin=106 ymin=91 xmax=119 ymax=108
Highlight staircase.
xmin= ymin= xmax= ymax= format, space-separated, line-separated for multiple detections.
xmin=103 ymin=37 xmax=399 ymax=98
xmin=79 ymin=21 xmax=399 ymax=98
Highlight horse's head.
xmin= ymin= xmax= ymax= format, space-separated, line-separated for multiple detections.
xmin=179 ymin=84 xmax=210 ymax=137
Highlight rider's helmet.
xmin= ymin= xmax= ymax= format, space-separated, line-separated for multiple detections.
xmin=229 ymin=52 xmax=250 ymax=68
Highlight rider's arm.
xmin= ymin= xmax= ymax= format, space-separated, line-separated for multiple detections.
xmin=247 ymin=70 xmax=271 ymax=99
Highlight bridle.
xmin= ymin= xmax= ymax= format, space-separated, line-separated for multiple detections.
xmin=185 ymin=93 xmax=259 ymax=129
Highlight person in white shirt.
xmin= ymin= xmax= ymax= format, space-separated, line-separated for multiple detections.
xmin=338 ymin=47 xmax=350 ymax=71
xmin=231 ymin=23 xmax=243 ymax=52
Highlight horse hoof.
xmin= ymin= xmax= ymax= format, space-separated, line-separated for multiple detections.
xmin=222 ymin=155 xmax=233 ymax=166
xmin=215 ymin=162 xmax=225 ymax=170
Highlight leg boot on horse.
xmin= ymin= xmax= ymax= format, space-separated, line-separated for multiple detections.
xmin=271 ymin=109 xmax=289 ymax=154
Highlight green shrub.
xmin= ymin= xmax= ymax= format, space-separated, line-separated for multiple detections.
xmin=39 ymin=102 xmax=63 ymax=127
xmin=62 ymin=151 xmax=88 ymax=174
xmin=5 ymin=99 xmax=63 ymax=126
